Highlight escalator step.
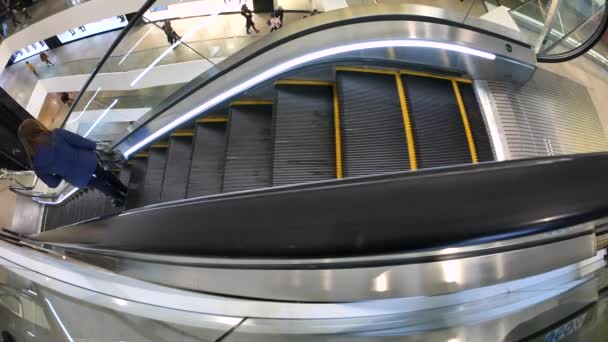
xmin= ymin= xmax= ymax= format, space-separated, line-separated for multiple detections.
xmin=273 ymin=84 xmax=336 ymax=185
xmin=402 ymin=75 xmax=472 ymax=168
xmin=161 ymin=136 xmax=193 ymax=202
xmin=223 ymin=103 xmax=273 ymax=192
xmin=459 ymin=82 xmax=494 ymax=162
xmin=187 ymin=122 xmax=227 ymax=198
xmin=140 ymin=148 xmax=168 ymax=206
xmin=337 ymin=70 xmax=410 ymax=177
xmin=126 ymin=158 xmax=148 ymax=209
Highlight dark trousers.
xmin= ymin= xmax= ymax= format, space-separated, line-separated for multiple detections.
xmin=89 ymin=164 xmax=127 ymax=201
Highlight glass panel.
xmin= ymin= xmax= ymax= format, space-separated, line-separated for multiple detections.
xmin=544 ymin=5 xmax=606 ymax=55
xmin=541 ymin=0 xmax=604 ymax=51
xmin=0 ymin=0 xmax=92 ymax=39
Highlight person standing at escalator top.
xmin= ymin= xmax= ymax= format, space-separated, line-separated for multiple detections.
xmin=241 ymin=4 xmax=259 ymax=34
xmin=17 ymin=119 xmax=128 ymax=206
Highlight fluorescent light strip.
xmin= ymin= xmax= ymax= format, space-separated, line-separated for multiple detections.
xmin=84 ymin=99 xmax=118 ymax=137
xmin=45 ymin=299 xmax=75 ymax=342
xmin=124 ymin=40 xmax=495 ymax=157
xmin=130 ymin=0 xmax=234 ymax=87
xmin=37 ymin=187 xmax=79 ymax=205
xmin=119 ymin=26 xmax=155 ymax=65
xmin=66 ymin=87 xmax=102 ymax=124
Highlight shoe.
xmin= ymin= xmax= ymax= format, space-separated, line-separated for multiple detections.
xmin=111 ymin=197 xmax=126 ymax=207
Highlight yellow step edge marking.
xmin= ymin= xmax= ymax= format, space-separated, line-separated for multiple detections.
xmin=275 ymin=80 xmax=334 ymax=86
xmin=332 ymin=84 xmax=343 ymax=179
xmin=197 ymin=116 xmax=228 ymax=123
xmin=171 ymin=129 xmax=194 ymax=137
xmin=452 ymin=80 xmax=478 ymax=164
xmin=150 ymin=143 xmax=169 ymax=148
xmin=230 ymin=100 xmax=273 ymax=106
xmin=395 ymin=73 xmax=418 ymax=171
xmin=400 ymin=69 xmax=472 ymax=84
xmin=336 ymin=66 xmax=397 ymax=76
xmin=132 ymin=153 xmax=149 ymax=158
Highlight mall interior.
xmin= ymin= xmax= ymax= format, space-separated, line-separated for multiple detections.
xmin=0 ymin=0 xmax=607 ymax=340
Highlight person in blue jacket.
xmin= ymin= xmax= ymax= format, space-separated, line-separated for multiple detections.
xmin=18 ymin=119 xmax=127 ymax=206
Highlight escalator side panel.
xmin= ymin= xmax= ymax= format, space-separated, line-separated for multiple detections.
xmin=223 ymin=105 xmax=273 ymax=192
xmin=126 ymin=159 xmax=147 ymax=210
xmin=161 ymin=136 xmax=193 ymax=202
xmin=403 ymin=75 xmax=472 ymax=168
xmin=459 ymin=82 xmax=495 ymax=162
xmin=141 ymin=148 xmax=167 ymax=206
xmin=273 ymin=84 xmax=336 ymax=186
xmin=187 ymin=123 xmax=227 ymax=197
xmin=337 ymin=71 xmax=410 ymax=177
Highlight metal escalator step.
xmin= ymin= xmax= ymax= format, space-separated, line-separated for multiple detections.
xmin=140 ymin=148 xmax=168 ymax=206
xmin=273 ymin=84 xmax=336 ymax=185
xmin=337 ymin=70 xmax=410 ymax=177
xmin=187 ymin=122 xmax=227 ymax=198
xmin=161 ymin=136 xmax=193 ymax=202
xmin=223 ymin=104 xmax=273 ymax=192
xmin=402 ymin=75 xmax=472 ymax=169
xmin=459 ymin=82 xmax=494 ymax=162
xmin=126 ymin=158 xmax=148 ymax=209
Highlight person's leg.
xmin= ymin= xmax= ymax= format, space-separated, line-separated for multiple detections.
xmin=246 ymin=21 xmax=251 ymax=34
xmin=90 ymin=164 xmax=127 ymax=203
xmin=33 ymin=70 xmax=39 ymax=77
xmin=251 ymin=21 xmax=259 ymax=33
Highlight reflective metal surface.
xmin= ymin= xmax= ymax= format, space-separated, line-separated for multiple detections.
xmin=1 ymin=236 xmax=605 ymax=340
xmin=92 ymin=231 xmax=596 ymax=302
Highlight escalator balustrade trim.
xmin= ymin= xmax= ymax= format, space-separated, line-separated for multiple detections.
xmin=230 ymin=100 xmax=273 ymax=106
xmin=452 ymin=80 xmax=479 ymax=163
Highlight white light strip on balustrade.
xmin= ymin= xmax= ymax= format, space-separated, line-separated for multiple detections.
xmin=124 ymin=40 xmax=495 ymax=157
xmin=119 ymin=26 xmax=154 ymax=65
xmin=45 ymin=299 xmax=75 ymax=342
xmin=66 ymin=87 xmax=101 ymax=124
xmin=129 ymin=0 xmax=233 ymax=87
xmin=84 ymin=98 xmax=118 ymax=137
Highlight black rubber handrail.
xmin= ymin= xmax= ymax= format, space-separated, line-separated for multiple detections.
xmin=31 ymin=153 xmax=608 ymax=258
xmin=59 ymin=0 xmax=157 ymax=128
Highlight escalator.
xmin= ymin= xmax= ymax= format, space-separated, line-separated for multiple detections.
xmin=43 ymin=66 xmax=493 ymax=230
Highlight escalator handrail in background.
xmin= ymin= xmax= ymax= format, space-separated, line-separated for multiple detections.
xmin=31 ymin=153 xmax=608 ymax=259
xmin=537 ymin=3 xmax=608 ymax=63
xmin=59 ymin=0 xmax=157 ymax=129
xmin=109 ymin=3 xmax=531 ymax=151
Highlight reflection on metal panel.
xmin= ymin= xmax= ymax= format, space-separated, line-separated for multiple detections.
xmin=486 ymin=68 xmax=608 ymax=159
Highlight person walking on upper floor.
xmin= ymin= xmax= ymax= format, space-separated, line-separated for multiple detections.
xmin=270 ymin=13 xmax=281 ymax=32
xmin=162 ymin=20 xmax=180 ymax=45
xmin=40 ymin=51 xmax=54 ymax=66
xmin=60 ymin=92 xmax=74 ymax=107
xmin=275 ymin=6 xmax=284 ymax=27
xmin=25 ymin=61 xmax=38 ymax=77
xmin=18 ymin=119 xmax=128 ymax=206
xmin=241 ymin=4 xmax=259 ymax=34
